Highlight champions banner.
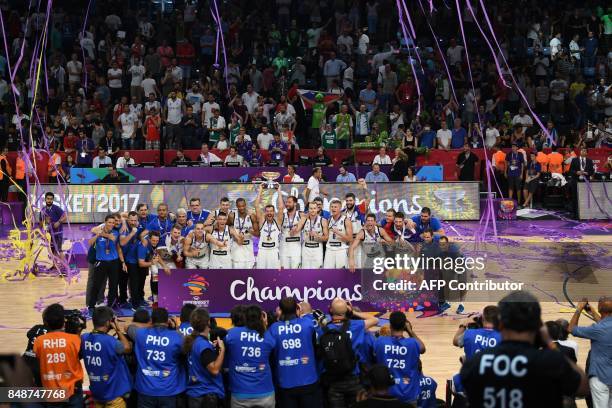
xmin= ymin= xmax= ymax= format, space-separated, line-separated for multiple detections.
xmin=34 ymin=181 xmax=480 ymax=223
xmin=158 ymin=268 xmax=369 ymax=313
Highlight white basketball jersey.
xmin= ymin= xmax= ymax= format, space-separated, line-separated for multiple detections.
xmin=259 ymin=219 xmax=281 ymax=250
xmin=327 ymin=215 xmax=348 ymax=250
xmin=210 ymin=225 xmax=232 ymax=256
xmin=302 ymin=216 xmax=323 ymax=249
xmin=281 ymin=210 xmax=302 ymax=247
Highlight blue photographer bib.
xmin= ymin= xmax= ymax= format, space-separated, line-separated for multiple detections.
xmin=374 ymin=336 xmax=421 ymax=402
xmin=134 ymin=326 xmax=186 ymax=396
xmin=269 ymin=317 xmax=319 ymax=389
xmin=179 ymin=322 xmax=193 ymax=336
xmin=225 ymin=327 xmax=275 ymax=397
xmin=81 ymin=332 xmax=132 ymax=402
xmin=186 ymin=336 xmax=225 ymax=398
xmin=463 ymin=328 xmax=501 ymax=358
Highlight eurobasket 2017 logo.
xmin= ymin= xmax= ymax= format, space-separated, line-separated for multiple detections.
xmin=183 ymin=274 xmax=210 ymax=298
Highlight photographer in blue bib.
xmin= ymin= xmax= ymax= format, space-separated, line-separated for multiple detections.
xmin=81 ymin=306 xmax=133 ymax=407
xmin=133 ymin=307 xmax=187 ymax=407
xmin=373 ymin=311 xmax=426 ymax=405
xmin=320 ymin=298 xmax=379 ymax=408
xmin=453 ymin=305 xmax=502 ymax=360
xmin=183 ymin=307 xmax=226 ymax=408
xmin=269 ymin=297 xmax=321 ymax=407
xmin=225 ymin=305 xmax=276 ymax=407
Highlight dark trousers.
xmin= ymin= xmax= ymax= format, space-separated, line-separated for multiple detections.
xmin=125 ymin=262 xmax=140 ymax=304
xmin=327 ymin=376 xmax=362 ymax=408
xmin=118 ymin=263 xmax=135 ymax=304
xmin=278 ymin=384 xmax=321 ymax=408
xmin=138 ymin=394 xmax=177 ymax=408
xmin=0 ymin=178 xmax=9 ymax=203
xmin=187 ymin=394 xmax=224 ymax=408
xmin=134 ymin=266 xmax=149 ymax=305
xmin=89 ymin=260 xmax=120 ymax=308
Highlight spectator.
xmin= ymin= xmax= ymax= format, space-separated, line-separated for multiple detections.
xmin=359 ymin=81 xmax=378 ymax=112
xmin=282 ymin=164 xmax=304 ymax=182
xmin=197 ymin=143 xmax=222 ymax=166
xmin=164 ymin=91 xmax=185 ymax=149
xmin=456 ymin=144 xmax=479 ymax=181
xmin=337 ymin=165 xmax=357 ymax=183
xmin=310 ymin=147 xmax=333 ymax=167
xmin=224 ymin=146 xmax=244 ymax=166
xmin=269 ymin=133 xmax=288 ymax=164
xmin=116 ymin=151 xmax=135 ymax=169
xmin=365 ymin=163 xmax=389 ymax=182
xmin=92 ymin=149 xmax=113 ymax=168
xmin=144 ymin=108 xmax=161 ymax=150
xmin=171 ymin=149 xmax=192 ymax=165
xmin=117 ymin=104 xmax=138 ymax=149
xmin=436 ymin=121 xmax=452 ymax=150
xmin=390 ymin=149 xmax=410 ymax=181
xmin=450 ymin=118 xmax=467 ymax=149
xmin=180 ymin=105 xmax=200 ymax=149
xmin=373 ymin=146 xmax=392 ymax=165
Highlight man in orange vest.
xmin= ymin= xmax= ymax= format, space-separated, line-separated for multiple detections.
xmin=47 ymin=146 xmax=63 ymax=181
xmin=0 ymin=146 xmax=13 ymax=203
xmin=536 ymin=148 xmax=549 ymax=172
xmin=547 ymin=146 xmax=564 ymax=174
xmin=492 ymin=147 xmax=507 ymax=197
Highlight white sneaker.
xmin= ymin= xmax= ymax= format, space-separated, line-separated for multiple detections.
xmin=95 ymin=302 xmax=105 ymax=307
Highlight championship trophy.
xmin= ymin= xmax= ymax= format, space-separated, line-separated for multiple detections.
xmin=261 ymin=171 xmax=281 ymax=189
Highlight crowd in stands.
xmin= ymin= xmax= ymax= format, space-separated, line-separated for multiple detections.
xmin=0 ymin=0 xmax=611 ymax=167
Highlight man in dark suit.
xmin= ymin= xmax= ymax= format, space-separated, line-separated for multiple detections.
xmin=569 ymin=148 xmax=595 ymax=216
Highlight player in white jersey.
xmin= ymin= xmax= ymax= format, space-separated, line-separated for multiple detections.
xmin=209 ymin=211 xmax=243 ymax=269
xmin=280 ymin=195 xmax=304 ymax=269
xmin=157 ymin=225 xmax=185 ymax=269
xmin=211 ymin=197 xmax=231 ymax=225
xmin=296 ymin=201 xmax=329 ymax=268
xmin=229 ymin=198 xmax=258 ymax=268
xmin=183 ymin=222 xmax=223 ymax=269
xmin=254 ymin=184 xmax=284 ymax=269
xmin=348 ymin=213 xmax=393 ymax=271
xmin=343 ymin=188 xmax=370 ymax=269
xmin=323 ymin=200 xmax=353 ymax=268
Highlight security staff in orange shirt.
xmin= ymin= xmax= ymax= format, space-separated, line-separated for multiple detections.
xmin=47 ymin=146 xmax=64 ymax=180
xmin=546 ymin=146 xmax=564 ymax=174
xmin=0 ymin=146 xmax=13 ymax=202
xmin=33 ymin=303 xmax=84 ymax=405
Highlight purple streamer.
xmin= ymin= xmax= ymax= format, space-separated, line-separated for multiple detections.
xmin=416 ymin=0 xmax=458 ymax=104
xmin=474 ymin=0 xmax=550 ymax=141
xmin=396 ymin=0 xmax=422 ymax=115
xmin=455 ymin=0 xmax=497 ymax=241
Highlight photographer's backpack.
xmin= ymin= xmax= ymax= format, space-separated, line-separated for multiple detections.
xmin=319 ymin=320 xmax=357 ymax=379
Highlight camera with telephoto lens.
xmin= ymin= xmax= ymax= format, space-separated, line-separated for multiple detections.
xmin=312 ymin=309 xmax=329 ymax=326
xmin=64 ymin=309 xmax=87 ymax=334
xmin=466 ymin=315 xmax=483 ymax=330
